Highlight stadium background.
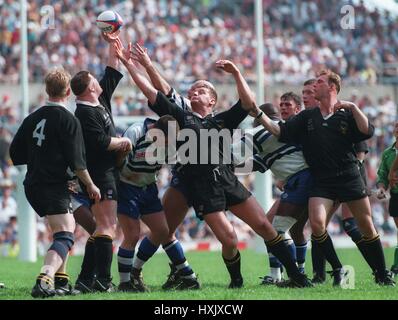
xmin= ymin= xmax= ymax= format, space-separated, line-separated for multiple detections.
xmin=0 ymin=0 xmax=398 ymax=259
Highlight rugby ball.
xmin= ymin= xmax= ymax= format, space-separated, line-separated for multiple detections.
xmin=96 ymin=10 xmax=123 ymax=34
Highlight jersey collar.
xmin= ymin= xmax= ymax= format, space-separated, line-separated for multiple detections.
xmin=45 ymin=100 xmax=66 ymax=108
xmin=76 ymin=99 xmax=100 ymax=107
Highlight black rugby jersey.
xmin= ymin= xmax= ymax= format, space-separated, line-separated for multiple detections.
xmin=74 ymin=66 xmax=123 ymax=182
xmin=9 ymin=104 xmax=86 ymax=186
xmin=149 ymin=91 xmax=248 ymax=175
xmin=279 ymin=107 xmax=374 ymax=177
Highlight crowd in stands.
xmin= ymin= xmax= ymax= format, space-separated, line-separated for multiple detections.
xmin=1 ymin=0 xmax=398 ymax=256
xmin=1 ymin=0 xmax=397 ymax=86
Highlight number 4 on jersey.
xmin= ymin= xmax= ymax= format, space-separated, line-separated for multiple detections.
xmin=33 ymin=119 xmax=47 ymax=146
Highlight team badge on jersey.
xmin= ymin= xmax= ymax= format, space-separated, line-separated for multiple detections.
xmin=339 ymin=121 xmax=348 ymax=135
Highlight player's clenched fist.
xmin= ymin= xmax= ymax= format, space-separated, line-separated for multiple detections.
xmin=86 ymin=183 xmax=101 ymax=202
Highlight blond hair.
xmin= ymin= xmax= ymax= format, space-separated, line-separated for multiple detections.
xmin=317 ymin=69 xmax=341 ymax=94
xmin=191 ymin=80 xmax=218 ymax=102
xmin=45 ymin=68 xmax=71 ymax=98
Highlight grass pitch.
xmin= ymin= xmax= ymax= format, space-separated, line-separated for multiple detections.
xmin=0 ymin=248 xmax=397 ymax=300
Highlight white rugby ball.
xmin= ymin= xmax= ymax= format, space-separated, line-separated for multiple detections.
xmin=96 ymin=10 xmax=123 ymax=34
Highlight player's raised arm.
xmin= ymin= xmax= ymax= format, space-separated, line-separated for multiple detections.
xmin=116 ymin=42 xmax=185 ymax=123
xmin=102 ymin=31 xmax=120 ymax=70
xmin=256 ymin=111 xmax=281 ymax=137
xmin=334 ymin=100 xmax=373 ymax=136
xmin=115 ymin=42 xmax=158 ymax=105
xmin=215 ymin=60 xmax=256 ymax=112
xmin=131 ymin=43 xmax=171 ymax=95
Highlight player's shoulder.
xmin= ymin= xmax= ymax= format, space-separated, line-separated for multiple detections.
xmin=167 ymin=87 xmax=191 ymax=111
xmin=124 ymin=121 xmax=145 ymax=138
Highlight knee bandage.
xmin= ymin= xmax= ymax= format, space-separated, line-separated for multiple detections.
xmin=48 ymin=231 xmax=74 ymax=261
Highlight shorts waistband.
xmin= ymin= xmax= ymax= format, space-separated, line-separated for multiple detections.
xmin=313 ymin=166 xmax=359 ymax=179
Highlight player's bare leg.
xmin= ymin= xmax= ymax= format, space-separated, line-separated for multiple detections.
xmin=230 ymin=196 xmax=312 ymax=287
xmin=290 ymin=211 xmax=308 ymax=274
xmin=117 ymin=214 xmax=140 ymax=292
xmin=203 ymin=212 xmax=242 ymax=288
xmin=161 ymin=187 xmax=199 ymax=290
xmin=32 ymin=213 xmax=75 ymax=298
xmin=261 ymin=200 xmax=284 ymax=284
xmin=308 ymin=197 xmax=348 ymax=286
xmin=126 ymin=212 xmax=170 ymax=293
xmin=91 ymin=199 xmax=117 ymax=292
xmin=346 ymin=197 xmax=395 ymax=285
xmin=74 ymin=205 xmax=97 ymax=293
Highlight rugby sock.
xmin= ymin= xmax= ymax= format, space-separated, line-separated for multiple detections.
xmin=311 ymin=232 xmax=342 ymax=270
xmin=265 ymin=235 xmax=300 ymax=278
xmin=295 ymin=241 xmax=308 ymax=273
xmin=268 ymin=253 xmax=282 ymax=280
xmin=343 ymin=218 xmax=363 ymax=243
xmin=311 ymin=239 xmax=326 ymax=277
xmin=54 ymin=272 xmax=69 ymax=287
xmin=163 ymin=240 xmax=196 ymax=278
xmin=223 ymin=251 xmax=242 ymax=281
xmin=94 ymin=234 xmax=113 ymax=281
xmin=356 ymin=235 xmax=386 ymax=273
xmin=133 ymin=237 xmax=159 ymax=270
xmin=117 ymin=247 xmax=134 ymax=283
xmin=78 ymin=236 xmax=96 ymax=280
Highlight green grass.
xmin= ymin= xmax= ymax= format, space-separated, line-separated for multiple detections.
xmin=0 ymin=248 xmax=397 ymax=300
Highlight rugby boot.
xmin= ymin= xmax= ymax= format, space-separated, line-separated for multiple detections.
xmin=228 ymin=277 xmax=243 ymax=289
xmin=31 ymin=273 xmax=56 ymax=298
xmin=174 ymin=275 xmax=201 ymax=290
xmin=74 ymin=277 xmax=95 ymax=294
xmin=131 ymin=268 xmax=150 ymax=292
xmin=93 ymin=277 xmax=115 ymax=293
xmin=374 ymin=269 xmax=396 ymax=287
xmin=162 ymin=263 xmax=180 ymax=290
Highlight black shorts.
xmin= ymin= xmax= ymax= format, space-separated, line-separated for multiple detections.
xmin=389 ymin=193 xmax=398 ymax=218
xmin=170 ymin=170 xmax=193 ymax=207
xmin=310 ymin=169 xmax=368 ymax=203
xmin=358 ymin=161 xmax=371 ymax=196
xmin=80 ymin=180 xmax=118 ymax=203
xmin=182 ymin=166 xmax=251 ymax=219
xmin=25 ymin=183 xmax=71 ymax=217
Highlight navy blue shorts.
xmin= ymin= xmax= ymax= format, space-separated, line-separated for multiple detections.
xmin=71 ymin=192 xmax=91 ymax=212
xmin=170 ymin=170 xmax=193 ymax=207
xmin=280 ymin=169 xmax=313 ymax=205
xmin=117 ymin=181 xmax=163 ymax=219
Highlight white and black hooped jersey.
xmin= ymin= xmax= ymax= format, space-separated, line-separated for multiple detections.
xmin=233 ymin=121 xmax=308 ymax=181
xmin=120 ymin=118 xmax=164 ymax=187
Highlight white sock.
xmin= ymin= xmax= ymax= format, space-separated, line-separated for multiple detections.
xmin=132 ymin=256 xmax=146 ymax=270
xmin=270 ymin=267 xmax=282 ymax=281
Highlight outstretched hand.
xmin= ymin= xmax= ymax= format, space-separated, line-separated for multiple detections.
xmin=130 ymin=43 xmax=152 ymax=68
xmin=101 ymin=30 xmax=121 ymax=43
xmin=215 ymin=60 xmax=239 ymax=75
xmin=114 ymin=41 xmax=134 ymax=66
